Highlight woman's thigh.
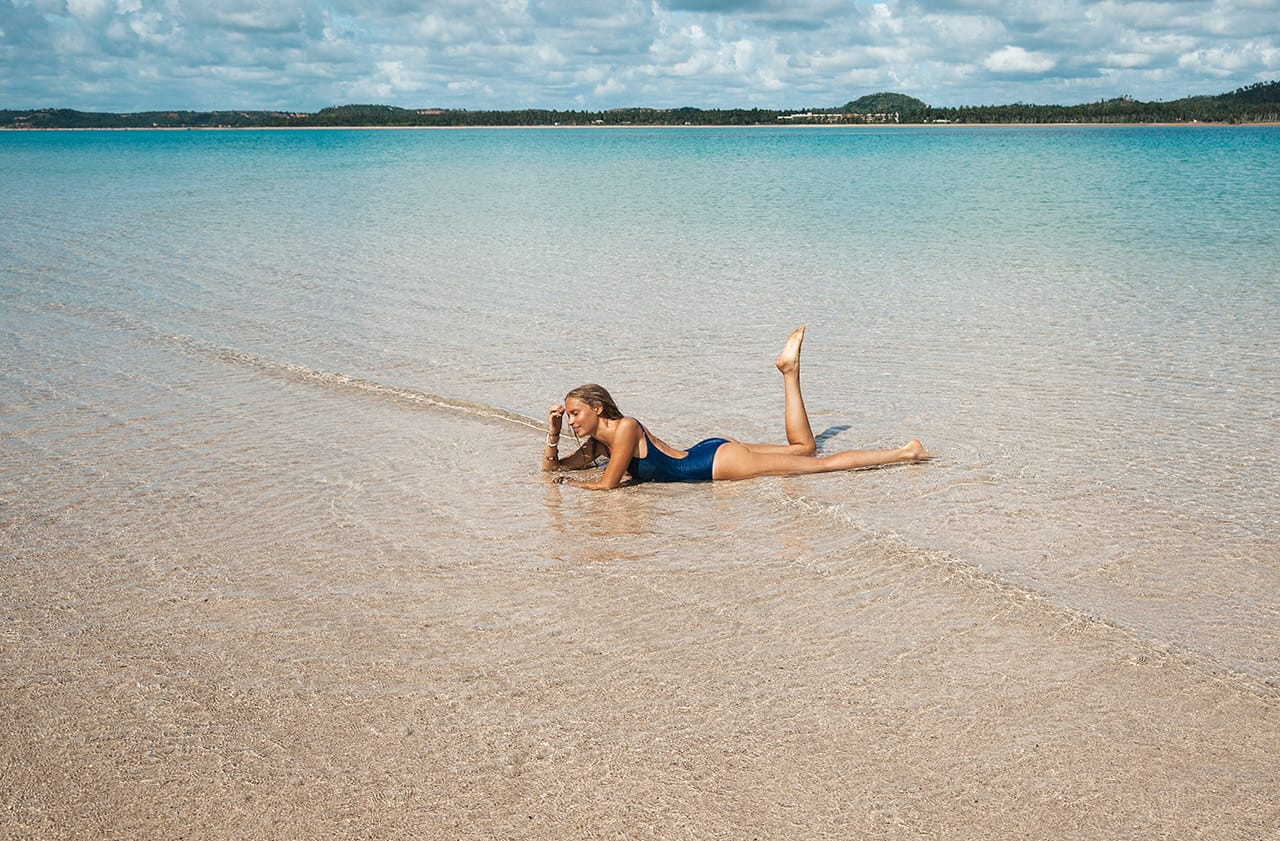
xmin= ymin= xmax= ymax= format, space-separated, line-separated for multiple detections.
xmin=712 ymin=441 xmax=825 ymax=480
xmin=736 ymin=441 xmax=816 ymax=456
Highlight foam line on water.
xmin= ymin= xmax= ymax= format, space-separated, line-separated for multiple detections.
xmin=160 ymin=331 xmax=545 ymax=432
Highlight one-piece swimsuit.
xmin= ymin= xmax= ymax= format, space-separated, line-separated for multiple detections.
xmin=627 ymin=422 xmax=728 ymax=483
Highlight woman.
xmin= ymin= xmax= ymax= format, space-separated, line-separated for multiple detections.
xmin=542 ymin=327 xmax=928 ymax=490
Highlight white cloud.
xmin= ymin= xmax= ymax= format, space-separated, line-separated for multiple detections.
xmin=867 ymin=3 xmax=902 ymax=36
xmin=1102 ymin=52 xmax=1153 ymax=68
xmin=594 ymin=76 xmax=625 ymax=96
xmin=983 ymin=45 xmax=1057 ymax=74
xmin=193 ymin=3 xmax=301 ymax=34
xmin=918 ymin=11 xmax=1004 ymax=46
xmin=1179 ymin=40 xmax=1280 ymax=76
xmin=65 ymin=0 xmax=111 ymax=23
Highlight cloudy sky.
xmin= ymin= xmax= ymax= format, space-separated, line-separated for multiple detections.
xmin=2 ymin=0 xmax=1277 ymax=111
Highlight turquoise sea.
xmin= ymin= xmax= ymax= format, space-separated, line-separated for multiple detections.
xmin=2 ymin=125 xmax=1278 ymax=835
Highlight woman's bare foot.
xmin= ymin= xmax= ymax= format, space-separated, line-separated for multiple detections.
xmin=902 ymin=440 xmax=930 ymax=461
xmin=775 ymin=325 xmax=806 ymax=374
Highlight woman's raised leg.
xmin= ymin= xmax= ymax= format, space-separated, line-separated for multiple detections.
xmin=741 ymin=326 xmax=817 ymax=456
xmin=716 ymin=325 xmax=930 ymax=479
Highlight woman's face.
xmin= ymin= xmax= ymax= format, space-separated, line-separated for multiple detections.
xmin=563 ymin=396 xmax=599 ymax=438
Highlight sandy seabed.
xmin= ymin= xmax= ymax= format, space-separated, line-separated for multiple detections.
xmin=3 ymin=531 xmax=1277 ymax=839
xmin=2 ymin=388 xmax=1277 ymax=841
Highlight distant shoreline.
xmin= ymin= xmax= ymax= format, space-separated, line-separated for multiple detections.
xmin=4 ymin=121 xmax=1277 ymax=131
xmin=5 ymin=82 xmax=1278 ymax=129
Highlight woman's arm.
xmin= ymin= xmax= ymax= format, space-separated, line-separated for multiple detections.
xmin=542 ymin=404 xmax=600 ymax=472
xmin=548 ymin=438 xmax=602 ymax=471
xmin=554 ymin=418 xmax=639 ymax=491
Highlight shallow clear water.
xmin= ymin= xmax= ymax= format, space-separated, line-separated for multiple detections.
xmin=2 ymin=125 xmax=1278 ymax=691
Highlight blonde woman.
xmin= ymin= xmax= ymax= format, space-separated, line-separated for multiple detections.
xmin=542 ymin=327 xmax=928 ymax=490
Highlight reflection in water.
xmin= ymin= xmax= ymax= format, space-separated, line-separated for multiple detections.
xmin=541 ymin=469 xmax=664 ymax=566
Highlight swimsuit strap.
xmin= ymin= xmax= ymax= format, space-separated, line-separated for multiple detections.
xmin=636 ymin=421 xmax=654 ymax=451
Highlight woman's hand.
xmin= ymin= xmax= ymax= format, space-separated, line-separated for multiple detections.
xmin=541 ymin=405 xmax=565 ymax=473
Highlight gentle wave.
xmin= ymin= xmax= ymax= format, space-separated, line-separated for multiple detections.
xmin=155 ymin=330 xmax=546 ymax=432
xmin=777 ymin=494 xmax=1279 ymax=699
xmin=19 ymin=296 xmax=548 ymax=433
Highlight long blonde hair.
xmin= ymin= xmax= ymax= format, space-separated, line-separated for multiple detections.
xmin=565 ymin=384 xmax=624 ymax=420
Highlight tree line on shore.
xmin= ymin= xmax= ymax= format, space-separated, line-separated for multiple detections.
xmin=4 ymin=81 xmax=1277 ymax=129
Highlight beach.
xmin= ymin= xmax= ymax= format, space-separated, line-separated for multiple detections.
xmin=3 ymin=125 xmax=1278 ymax=838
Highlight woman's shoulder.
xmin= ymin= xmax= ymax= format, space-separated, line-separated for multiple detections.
xmin=602 ymin=417 xmax=643 ymax=453
xmin=617 ymin=416 xmax=647 ymax=440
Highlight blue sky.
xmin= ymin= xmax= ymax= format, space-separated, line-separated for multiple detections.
xmin=2 ymin=0 xmax=1277 ymax=111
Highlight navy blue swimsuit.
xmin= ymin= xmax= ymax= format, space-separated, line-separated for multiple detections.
xmin=628 ymin=423 xmax=728 ymax=483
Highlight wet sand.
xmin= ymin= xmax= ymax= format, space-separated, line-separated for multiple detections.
xmin=3 ymin=397 xmax=1277 ymax=840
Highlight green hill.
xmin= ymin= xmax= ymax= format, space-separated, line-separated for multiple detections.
xmin=842 ymin=92 xmax=930 ymax=114
xmin=1212 ymin=80 xmax=1280 ymax=107
xmin=311 ymin=104 xmax=418 ymax=125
